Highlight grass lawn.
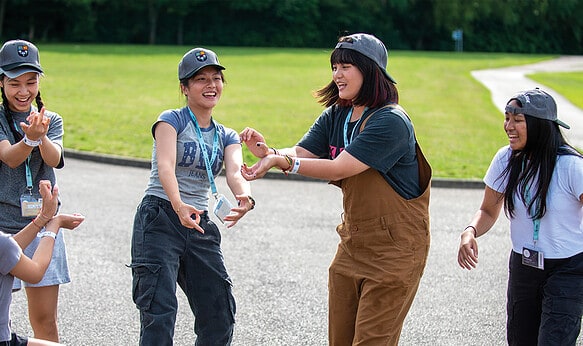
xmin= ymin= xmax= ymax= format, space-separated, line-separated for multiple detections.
xmin=36 ymin=44 xmax=558 ymax=179
xmin=527 ymin=71 xmax=583 ymax=109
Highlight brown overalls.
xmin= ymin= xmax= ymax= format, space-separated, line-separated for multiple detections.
xmin=328 ymin=107 xmax=431 ymax=346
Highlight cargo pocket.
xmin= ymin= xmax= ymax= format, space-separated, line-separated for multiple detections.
xmin=129 ymin=263 xmax=161 ymax=311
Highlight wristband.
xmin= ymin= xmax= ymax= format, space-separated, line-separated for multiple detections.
xmin=290 ymin=158 xmax=300 ymax=174
xmin=37 ymin=231 xmax=57 ymax=239
xmin=23 ymin=135 xmax=42 ymax=147
xmin=464 ymin=225 xmax=477 ymax=237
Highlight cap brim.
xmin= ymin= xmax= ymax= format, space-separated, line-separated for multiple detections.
xmin=180 ymin=64 xmax=225 ymax=80
xmin=557 ymin=119 xmax=570 ymax=129
xmin=1 ymin=66 xmax=43 ymax=78
xmin=382 ymin=69 xmax=397 ymax=84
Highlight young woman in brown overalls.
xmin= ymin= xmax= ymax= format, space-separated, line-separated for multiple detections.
xmin=240 ymin=33 xmax=431 ymax=345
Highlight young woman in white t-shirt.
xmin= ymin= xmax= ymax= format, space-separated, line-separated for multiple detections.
xmin=458 ymin=88 xmax=583 ymax=345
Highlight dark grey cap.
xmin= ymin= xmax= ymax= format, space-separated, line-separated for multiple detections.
xmin=0 ymin=39 xmax=43 ymax=78
xmin=505 ymin=88 xmax=570 ymax=129
xmin=178 ymin=48 xmax=225 ymax=80
xmin=335 ymin=33 xmax=396 ymax=84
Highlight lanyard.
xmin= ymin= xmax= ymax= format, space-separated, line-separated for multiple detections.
xmin=25 ymin=156 xmax=33 ymax=194
xmin=187 ymin=108 xmax=220 ymax=196
xmin=523 ymin=185 xmax=541 ymax=245
xmin=521 ymin=158 xmax=540 ymax=245
xmin=343 ymin=107 xmax=368 ymax=147
xmin=13 ymin=119 xmax=34 ymax=195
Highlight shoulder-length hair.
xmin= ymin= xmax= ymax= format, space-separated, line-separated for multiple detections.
xmin=501 ymin=99 xmax=582 ymax=219
xmin=314 ymin=48 xmax=398 ymax=108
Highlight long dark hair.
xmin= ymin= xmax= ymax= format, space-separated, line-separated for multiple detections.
xmin=1 ymin=76 xmax=45 ymax=142
xmin=501 ymin=100 xmax=582 ymax=219
xmin=315 ymin=44 xmax=398 ymax=108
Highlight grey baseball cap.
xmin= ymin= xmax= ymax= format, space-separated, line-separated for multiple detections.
xmin=335 ymin=33 xmax=396 ymax=84
xmin=178 ymin=48 xmax=225 ymax=80
xmin=0 ymin=39 xmax=43 ymax=78
xmin=505 ymin=88 xmax=570 ymax=129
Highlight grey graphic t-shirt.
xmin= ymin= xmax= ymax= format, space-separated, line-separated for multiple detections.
xmin=145 ymin=107 xmax=240 ymax=210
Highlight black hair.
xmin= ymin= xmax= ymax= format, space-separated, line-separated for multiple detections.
xmin=315 ymin=39 xmax=398 ymax=108
xmin=500 ymin=98 xmax=582 ymax=219
xmin=1 ymin=74 xmax=44 ymax=142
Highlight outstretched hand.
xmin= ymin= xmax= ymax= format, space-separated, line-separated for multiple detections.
xmin=239 ymin=127 xmax=270 ymax=158
xmin=240 ymin=155 xmax=281 ymax=181
xmin=221 ymin=194 xmax=254 ymax=228
xmin=46 ymin=213 xmax=85 ymax=232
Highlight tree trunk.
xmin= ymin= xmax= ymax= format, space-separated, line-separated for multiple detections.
xmin=148 ymin=0 xmax=157 ymax=45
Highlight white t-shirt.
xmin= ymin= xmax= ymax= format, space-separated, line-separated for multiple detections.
xmin=485 ymin=146 xmax=583 ymax=259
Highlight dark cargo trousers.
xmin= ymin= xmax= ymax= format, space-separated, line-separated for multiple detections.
xmin=131 ymin=195 xmax=235 ymax=346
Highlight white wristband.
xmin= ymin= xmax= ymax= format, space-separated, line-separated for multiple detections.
xmin=37 ymin=231 xmax=57 ymax=239
xmin=290 ymin=158 xmax=300 ymax=174
xmin=23 ymin=135 xmax=42 ymax=147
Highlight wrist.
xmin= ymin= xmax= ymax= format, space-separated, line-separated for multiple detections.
xmin=463 ymin=225 xmax=477 ymax=237
xmin=281 ymin=155 xmax=293 ymax=175
xmin=290 ymin=158 xmax=300 ymax=174
xmin=37 ymin=231 xmax=57 ymax=239
xmin=23 ymin=134 xmax=42 ymax=147
xmin=238 ymin=195 xmax=255 ymax=211
xmin=172 ymin=201 xmax=184 ymax=214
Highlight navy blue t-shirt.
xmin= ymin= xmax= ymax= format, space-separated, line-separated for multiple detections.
xmin=297 ymin=105 xmax=420 ymax=199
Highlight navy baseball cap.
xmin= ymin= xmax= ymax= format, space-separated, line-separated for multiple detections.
xmin=335 ymin=33 xmax=396 ymax=84
xmin=0 ymin=39 xmax=43 ymax=78
xmin=178 ymin=48 xmax=225 ymax=80
xmin=505 ymin=88 xmax=570 ymax=129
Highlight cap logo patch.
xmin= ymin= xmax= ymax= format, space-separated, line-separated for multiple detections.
xmin=195 ymin=51 xmax=207 ymax=62
xmin=17 ymin=44 xmax=29 ymax=57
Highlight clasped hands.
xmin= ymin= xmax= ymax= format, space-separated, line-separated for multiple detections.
xmin=239 ymin=127 xmax=285 ymax=181
xmin=21 ymin=106 xmax=50 ymax=142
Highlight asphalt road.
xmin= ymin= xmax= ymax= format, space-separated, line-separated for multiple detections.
xmin=8 ymin=158 xmax=526 ymax=345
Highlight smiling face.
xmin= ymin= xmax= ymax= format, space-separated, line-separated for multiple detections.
xmin=504 ymin=99 xmax=528 ymax=151
xmin=180 ymin=66 xmax=223 ymax=113
xmin=1 ymin=72 xmax=39 ymax=112
xmin=333 ymin=63 xmax=364 ymax=102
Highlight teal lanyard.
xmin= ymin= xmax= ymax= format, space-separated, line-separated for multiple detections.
xmin=343 ymin=107 xmax=368 ymax=147
xmin=522 ymin=159 xmax=540 ymax=245
xmin=187 ymin=108 xmax=220 ymax=196
xmin=25 ymin=156 xmax=33 ymax=195
xmin=14 ymin=119 xmax=34 ymax=195
xmin=524 ymin=185 xmax=541 ymax=245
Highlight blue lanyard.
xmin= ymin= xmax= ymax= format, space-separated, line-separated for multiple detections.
xmin=343 ymin=107 xmax=368 ymax=147
xmin=187 ymin=108 xmax=220 ymax=196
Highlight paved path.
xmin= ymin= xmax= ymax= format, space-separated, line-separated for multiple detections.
xmin=10 ymin=158 xmax=514 ymax=345
xmin=471 ymin=56 xmax=583 ymax=149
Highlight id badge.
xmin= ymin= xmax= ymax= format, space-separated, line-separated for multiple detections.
xmin=522 ymin=246 xmax=544 ymax=270
xmin=213 ymin=194 xmax=233 ymax=224
xmin=20 ymin=194 xmax=43 ymax=217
